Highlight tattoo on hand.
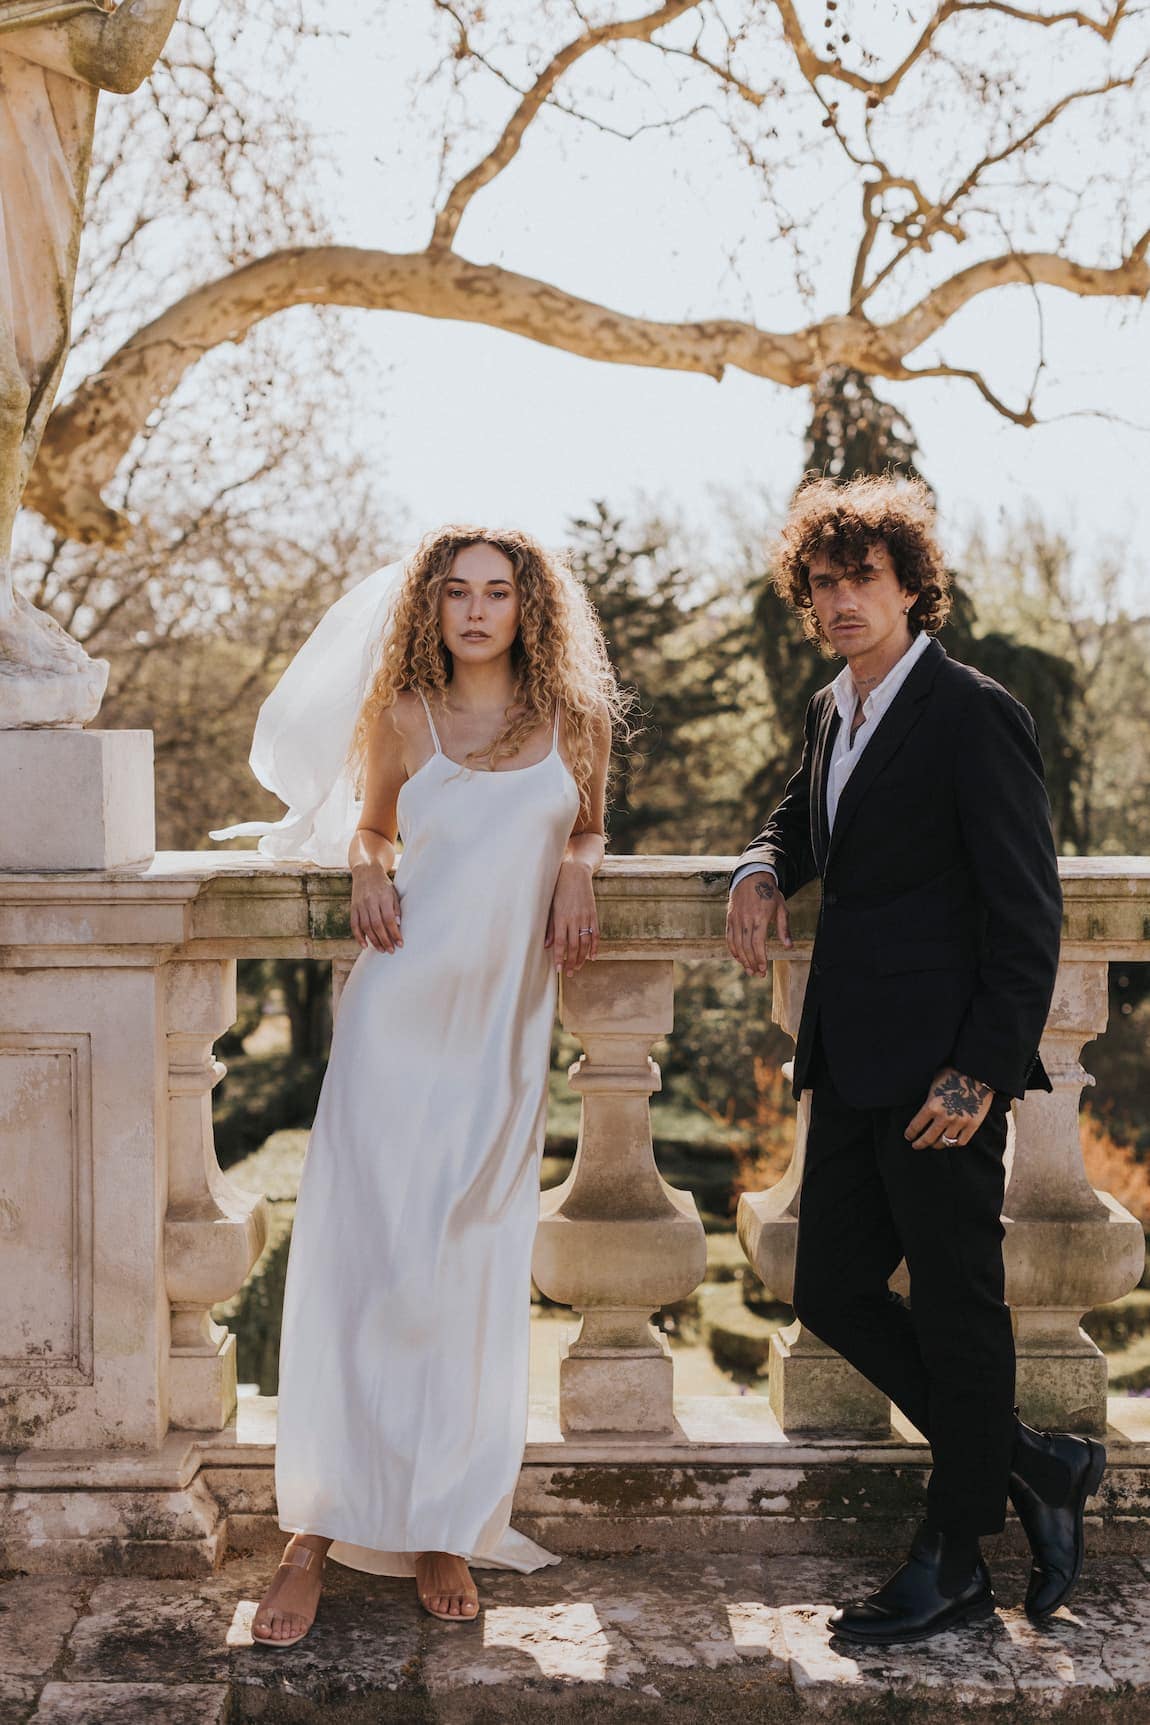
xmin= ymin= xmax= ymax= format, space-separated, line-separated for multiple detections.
xmin=754 ymin=878 xmax=777 ymax=901
xmin=932 ymin=1071 xmax=991 ymax=1118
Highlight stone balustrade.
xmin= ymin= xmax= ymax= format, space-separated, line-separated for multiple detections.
xmin=0 ymin=852 xmax=1147 ymax=1571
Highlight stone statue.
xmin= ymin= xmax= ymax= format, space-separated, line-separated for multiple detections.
xmin=0 ymin=0 xmax=180 ymax=726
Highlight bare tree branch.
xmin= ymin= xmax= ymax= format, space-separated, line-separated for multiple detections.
xmin=885 ymin=239 xmax=1150 ymax=354
xmin=13 ymin=0 xmax=1147 ymax=550
xmin=856 ymin=61 xmax=1148 ymax=308
xmin=26 ymin=229 xmax=1150 ymax=542
xmin=897 ymin=360 xmax=1038 ymax=424
xmin=773 ymin=0 xmax=1129 ymax=106
xmin=430 ymin=0 xmax=705 ymax=248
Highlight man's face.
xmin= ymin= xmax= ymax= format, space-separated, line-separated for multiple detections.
xmin=807 ymin=539 xmax=911 ymax=661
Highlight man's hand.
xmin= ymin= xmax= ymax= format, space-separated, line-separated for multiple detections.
xmin=905 ymin=1067 xmax=994 ymax=1149
xmin=726 ymin=873 xmax=794 ymax=977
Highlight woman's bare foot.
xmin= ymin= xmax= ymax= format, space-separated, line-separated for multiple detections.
xmin=415 ymin=1551 xmax=479 ymax=1620
xmin=252 ymin=1534 xmax=331 ymax=1645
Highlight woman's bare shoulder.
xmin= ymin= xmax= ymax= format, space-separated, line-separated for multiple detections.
xmin=391 ymin=688 xmax=424 ymax=724
xmin=367 ymin=688 xmax=421 ymax=739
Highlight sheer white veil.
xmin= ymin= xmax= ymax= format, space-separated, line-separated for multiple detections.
xmin=209 ymin=558 xmax=408 ymax=867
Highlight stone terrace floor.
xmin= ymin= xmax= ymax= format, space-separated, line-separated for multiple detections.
xmin=5 ymin=1551 xmax=1150 ymax=1723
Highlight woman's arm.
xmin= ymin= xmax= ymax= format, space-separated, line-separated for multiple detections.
xmin=348 ymin=702 xmax=408 ymax=953
xmin=547 ymin=705 xmax=611 ymax=976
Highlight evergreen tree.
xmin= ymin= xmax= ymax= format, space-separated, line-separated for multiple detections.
xmin=803 ymin=366 xmax=927 ymax=492
xmin=569 ymin=504 xmax=749 ymax=853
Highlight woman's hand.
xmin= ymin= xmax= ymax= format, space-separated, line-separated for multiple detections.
xmin=546 ymin=857 xmax=599 ymax=975
xmin=351 ymin=864 xmax=403 ymax=953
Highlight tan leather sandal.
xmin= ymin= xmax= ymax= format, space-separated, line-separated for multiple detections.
xmin=414 ymin=1555 xmax=479 ymax=1624
xmin=251 ymin=1542 xmax=324 ymax=1649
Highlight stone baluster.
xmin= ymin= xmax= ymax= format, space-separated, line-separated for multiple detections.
xmin=738 ymin=957 xmax=892 ymax=1436
xmin=164 ymin=960 xmax=268 ymax=1432
xmin=1005 ymin=958 xmax=1145 ymax=1435
xmin=532 ymin=960 xmax=708 ymax=1434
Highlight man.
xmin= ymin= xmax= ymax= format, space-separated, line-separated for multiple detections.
xmin=727 ymin=474 xmax=1104 ymax=1645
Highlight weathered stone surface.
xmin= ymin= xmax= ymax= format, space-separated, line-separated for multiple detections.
xmin=0 ymin=1674 xmax=41 ymax=1724
xmin=229 ymin=1566 xmax=425 ymax=1719
xmin=0 ymin=731 xmax=154 ymax=868
xmin=56 ymin=1561 xmax=426 ymax=1718
xmin=6 ymin=1554 xmax=1150 ymax=1722
xmin=766 ymin=1557 xmax=1150 ymax=1722
xmin=0 ymin=1576 xmax=88 ymax=1678
xmin=30 ymin=1682 xmax=229 ymax=1723
xmin=0 ymin=1482 xmax=225 ymax=1577
xmin=64 ymin=1577 xmax=238 ymax=1685
xmin=423 ymin=1555 xmax=787 ymax=1717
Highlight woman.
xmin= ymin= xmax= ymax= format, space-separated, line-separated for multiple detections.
xmin=213 ymin=527 xmax=621 ymax=1645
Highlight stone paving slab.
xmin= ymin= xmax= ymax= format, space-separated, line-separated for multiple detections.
xmin=4 ymin=1553 xmax=1150 ymax=1722
xmin=28 ymin=1683 xmax=230 ymax=1723
xmin=0 ymin=1578 xmax=89 ymax=1679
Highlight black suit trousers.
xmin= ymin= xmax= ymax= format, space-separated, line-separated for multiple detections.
xmin=792 ymin=1040 xmax=1015 ymax=1537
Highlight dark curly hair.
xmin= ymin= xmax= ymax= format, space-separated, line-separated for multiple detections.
xmin=772 ymin=474 xmax=951 ymax=654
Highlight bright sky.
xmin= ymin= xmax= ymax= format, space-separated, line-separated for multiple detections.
xmin=296 ymin=4 xmax=1150 ymax=594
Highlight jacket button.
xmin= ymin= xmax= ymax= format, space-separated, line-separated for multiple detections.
xmin=824 ymin=891 xmax=837 ymax=907
xmin=812 ymin=961 xmax=822 ymax=976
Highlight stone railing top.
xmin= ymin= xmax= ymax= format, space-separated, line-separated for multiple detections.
xmin=0 ymin=852 xmax=1148 ymax=959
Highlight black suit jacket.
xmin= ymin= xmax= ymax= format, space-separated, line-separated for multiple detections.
xmin=734 ymin=638 xmax=1063 ymax=1109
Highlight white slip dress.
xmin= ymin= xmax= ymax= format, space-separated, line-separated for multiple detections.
xmin=273 ymin=694 xmax=579 ymax=1575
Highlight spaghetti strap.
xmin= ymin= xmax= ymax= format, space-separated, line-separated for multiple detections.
xmin=551 ymin=703 xmax=562 ymax=754
xmin=416 ymin=689 xmax=442 ymax=754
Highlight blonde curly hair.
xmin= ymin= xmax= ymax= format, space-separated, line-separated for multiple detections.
xmin=349 ymin=525 xmax=628 ymax=818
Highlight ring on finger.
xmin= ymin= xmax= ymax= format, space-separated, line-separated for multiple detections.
xmin=941 ymin=1134 xmax=959 ymax=1146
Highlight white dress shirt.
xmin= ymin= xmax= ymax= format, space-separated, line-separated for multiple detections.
xmin=731 ymin=630 xmax=932 ymax=894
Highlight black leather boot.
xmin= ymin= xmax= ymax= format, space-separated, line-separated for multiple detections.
xmin=1009 ymin=1414 xmax=1106 ymax=1619
xmin=829 ymin=1524 xmax=996 ymax=1645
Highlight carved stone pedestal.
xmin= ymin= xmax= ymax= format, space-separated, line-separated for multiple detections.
xmin=0 ymin=728 xmax=154 ymax=869
xmin=533 ymin=960 xmax=707 ymax=1434
xmin=165 ymin=961 xmax=268 ymax=1433
xmin=0 ymin=1434 xmax=226 ymax=1577
xmin=1005 ymin=959 xmax=1145 ymax=1435
xmin=766 ymin=1317 xmax=894 ymax=1437
xmin=0 ymin=852 xmax=267 ymax=1572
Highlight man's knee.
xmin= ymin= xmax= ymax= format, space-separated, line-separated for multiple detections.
xmin=793 ymin=1272 xmax=905 ymax=1347
xmin=791 ymin=1277 xmax=849 ymax=1345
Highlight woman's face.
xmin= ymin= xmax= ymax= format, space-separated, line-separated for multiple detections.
xmin=438 ymin=543 xmax=521 ymax=666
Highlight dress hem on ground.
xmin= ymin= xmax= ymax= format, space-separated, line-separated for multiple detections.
xmin=278 ymin=1520 xmax=561 ymax=1577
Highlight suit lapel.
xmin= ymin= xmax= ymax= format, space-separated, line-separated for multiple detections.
xmin=824 ymin=638 xmax=945 ymax=871
xmin=810 ymin=694 xmax=840 ymax=876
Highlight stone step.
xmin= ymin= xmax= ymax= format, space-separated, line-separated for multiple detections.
xmin=207 ymin=1394 xmax=1150 ymax=1571
xmin=4 ymin=1554 xmax=1150 ymax=1723
xmin=7 ymin=1398 xmax=1150 ymax=1578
